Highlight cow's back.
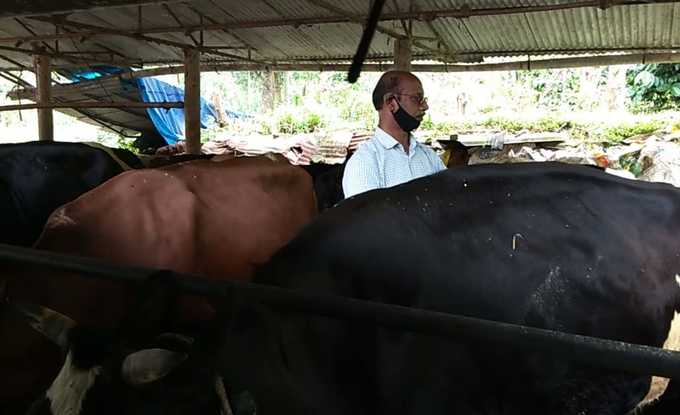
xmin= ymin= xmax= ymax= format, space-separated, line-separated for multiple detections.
xmin=32 ymin=155 xmax=316 ymax=321
xmin=236 ymin=162 xmax=680 ymax=415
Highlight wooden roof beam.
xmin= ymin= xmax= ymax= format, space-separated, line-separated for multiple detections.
xmin=29 ymin=16 xmax=268 ymax=64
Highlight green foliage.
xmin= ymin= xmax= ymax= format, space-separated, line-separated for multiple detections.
xmin=116 ymin=136 xmax=137 ymax=152
xmin=473 ymin=116 xmax=566 ymax=134
xmin=423 ymin=115 xmax=664 ymax=146
xmin=480 ymin=117 xmax=525 ymax=133
xmin=479 ymin=104 xmax=500 ymax=114
xmin=420 ymin=114 xmax=434 ymax=130
xmin=513 ymin=69 xmax=582 ymax=110
xmin=618 ymin=152 xmax=644 ymax=176
xmin=601 ymin=120 xmax=663 ymax=143
xmin=259 ymin=120 xmax=272 ymax=135
xmin=567 ymin=122 xmax=591 ymax=142
xmin=275 ymin=111 xmax=325 ymax=134
xmin=339 ymin=100 xmax=374 ymax=130
xmin=277 ymin=113 xmax=296 ymax=134
xmin=201 ymin=127 xmax=222 ymax=143
xmin=428 ymin=120 xmax=475 ymax=136
xmin=626 ymin=64 xmax=680 ymax=112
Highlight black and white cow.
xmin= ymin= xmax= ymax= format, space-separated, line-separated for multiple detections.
xmin=220 ymin=162 xmax=680 ymax=415
xmin=6 ymin=277 xmax=234 ymax=415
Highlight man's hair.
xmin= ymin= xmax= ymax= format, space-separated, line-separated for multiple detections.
xmin=372 ymin=71 xmax=410 ymax=110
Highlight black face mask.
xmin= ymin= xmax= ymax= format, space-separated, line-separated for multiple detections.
xmin=392 ymin=100 xmax=421 ymax=132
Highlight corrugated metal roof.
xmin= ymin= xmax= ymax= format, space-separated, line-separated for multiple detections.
xmin=0 ymin=1 xmax=679 ymax=69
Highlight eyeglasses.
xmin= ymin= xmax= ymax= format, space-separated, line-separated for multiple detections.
xmin=396 ymin=93 xmax=428 ymax=106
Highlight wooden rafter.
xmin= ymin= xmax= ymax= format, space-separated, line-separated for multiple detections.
xmin=29 ymin=16 xmax=267 ymax=64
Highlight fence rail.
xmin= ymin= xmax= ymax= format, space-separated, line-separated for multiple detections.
xmin=0 ymin=242 xmax=678 ymax=379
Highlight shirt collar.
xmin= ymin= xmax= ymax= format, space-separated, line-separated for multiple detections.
xmin=375 ymin=127 xmax=418 ymax=152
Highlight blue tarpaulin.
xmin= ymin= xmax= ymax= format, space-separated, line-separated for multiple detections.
xmin=63 ymin=65 xmax=126 ymax=82
xmin=61 ymin=65 xmax=251 ymax=145
xmin=136 ymin=77 xmax=219 ymax=145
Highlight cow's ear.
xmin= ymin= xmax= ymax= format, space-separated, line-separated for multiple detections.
xmin=121 ymin=348 xmax=187 ymax=387
xmin=156 ymin=332 xmax=195 ymax=351
xmin=8 ymin=301 xmax=76 ymax=350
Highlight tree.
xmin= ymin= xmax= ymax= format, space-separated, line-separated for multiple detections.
xmin=626 ymin=64 xmax=680 ymax=112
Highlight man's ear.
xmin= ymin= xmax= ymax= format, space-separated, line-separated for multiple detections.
xmin=384 ymin=94 xmax=397 ymax=112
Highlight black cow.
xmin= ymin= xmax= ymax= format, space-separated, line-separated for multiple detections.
xmin=0 ymin=141 xmax=142 ymax=246
xmin=301 ymin=162 xmax=346 ymax=211
xmin=220 ymin=162 xmax=680 ymax=415
xmin=7 ymin=276 xmax=229 ymax=415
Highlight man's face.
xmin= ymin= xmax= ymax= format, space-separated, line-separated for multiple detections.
xmin=392 ymin=76 xmax=428 ymax=121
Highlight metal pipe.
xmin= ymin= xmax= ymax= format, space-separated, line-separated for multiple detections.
xmin=0 ymin=242 xmax=679 ymax=379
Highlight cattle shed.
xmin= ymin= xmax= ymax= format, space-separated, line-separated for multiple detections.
xmin=1 ymin=0 xmax=680 ymax=151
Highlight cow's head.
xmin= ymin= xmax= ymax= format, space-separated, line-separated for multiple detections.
xmin=9 ymin=302 xmax=228 ymax=415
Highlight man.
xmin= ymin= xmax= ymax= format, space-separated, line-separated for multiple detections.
xmin=342 ymin=71 xmax=445 ymax=198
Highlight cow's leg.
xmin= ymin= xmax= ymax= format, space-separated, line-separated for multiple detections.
xmin=632 ymin=378 xmax=680 ymax=414
xmin=215 ymin=375 xmax=234 ymax=415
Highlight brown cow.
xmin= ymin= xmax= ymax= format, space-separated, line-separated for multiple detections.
xmin=438 ymin=139 xmax=470 ymax=168
xmin=0 ymin=154 xmax=317 ymax=412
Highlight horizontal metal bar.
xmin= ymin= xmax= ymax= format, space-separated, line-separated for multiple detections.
xmin=0 ymin=101 xmax=183 ymax=111
xmin=39 ymin=52 xmax=680 ymax=75
xmin=0 ymin=242 xmax=678 ymax=379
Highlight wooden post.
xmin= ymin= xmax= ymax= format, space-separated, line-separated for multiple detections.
xmin=33 ymin=48 xmax=53 ymax=141
xmin=394 ymin=37 xmax=412 ymax=72
xmin=184 ymin=48 xmax=201 ymax=154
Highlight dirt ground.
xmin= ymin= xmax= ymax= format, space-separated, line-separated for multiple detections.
xmin=644 ymin=312 xmax=680 ymax=402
